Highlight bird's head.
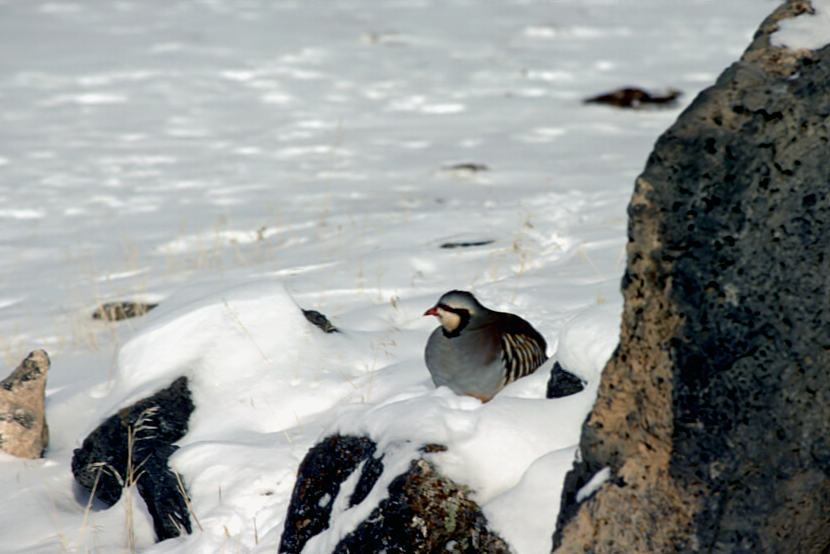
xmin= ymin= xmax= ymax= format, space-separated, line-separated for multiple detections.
xmin=424 ymin=290 xmax=484 ymax=334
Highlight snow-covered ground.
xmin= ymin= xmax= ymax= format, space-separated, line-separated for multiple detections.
xmin=0 ymin=2 xmax=776 ymax=553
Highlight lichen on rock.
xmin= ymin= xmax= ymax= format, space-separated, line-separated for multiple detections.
xmin=554 ymin=1 xmax=830 ymax=552
xmin=279 ymin=434 xmax=511 ymax=554
xmin=335 ymin=457 xmax=509 ymax=554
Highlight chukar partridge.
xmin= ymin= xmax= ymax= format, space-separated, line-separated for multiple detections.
xmin=423 ymin=290 xmax=548 ymax=401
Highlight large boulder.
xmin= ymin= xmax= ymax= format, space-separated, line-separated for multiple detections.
xmin=0 ymin=350 xmax=50 ymax=458
xmin=554 ymin=1 xmax=830 ymax=552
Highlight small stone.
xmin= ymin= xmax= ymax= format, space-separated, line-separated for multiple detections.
xmin=302 ymin=309 xmax=339 ymax=333
xmin=0 ymin=350 xmax=50 ymax=459
xmin=545 ymin=361 xmax=585 ymax=399
xmin=92 ymin=301 xmax=158 ymax=322
xmin=440 ymin=240 xmax=495 ymax=249
xmin=584 ymin=87 xmax=681 ymax=108
xmin=439 ymin=162 xmax=490 ymax=180
xmin=443 ymin=162 xmax=488 ymax=172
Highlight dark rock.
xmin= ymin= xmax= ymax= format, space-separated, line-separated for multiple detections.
xmin=302 ymin=309 xmax=339 ymax=333
xmin=348 ymin=449 xmax=385 ymax=508
xmin=335 ymin=458 xmax=510 ymax=554
xmin=279 ymin=435 xmax=379 ymax=554
xmin=0 ymin=350 xmax=49 ymax=458
xmin=555 ymin=1 xmax=830 ymax=553
xmin=442 ymin=162 xmax=489 ymax=173
xmin=584 ymin=87 xmax=681 ymax=108
xmin=92 ymin=301 xmax=158 ymax=322
xmin=440 ymin=240 xmax=495 ymax=249
xmin=440 ymin=163 xmax=490 ymax=180
xmin=279 ymin=435 xmax=510 ymax=554
xmin=545 ymin=361 xmax=585 ymax=399
xmin=72 ymin=376 xmax=194 ymax=542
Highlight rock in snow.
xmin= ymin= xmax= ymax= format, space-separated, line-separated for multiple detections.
xmin=279 ymin=435 xmax=381 ymax=554
xmin=302 ymin=309 xmax=340 ymax=334
xmin=91 ymin=301 xmax=159 ymax=322
xmin=545 ymin=362 xmax=585 ymax=399
xmin=554 ymin=1 xmax=830 ymax=552
xmin=0 ymin=350 xmax=50 ymax=459
xmin=280 ymin=434 xmax=509 ymax=554
xmin=583 ymin=87 xmax=682 ymax=109
xmin=71 ymin=377 xmax=195 ymax=542
xmin=335 ymin=457 xmax=509 ymax=554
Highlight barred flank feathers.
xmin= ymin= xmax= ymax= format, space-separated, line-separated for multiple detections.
xmin=500 ymin=333 xmax=547 ymax=386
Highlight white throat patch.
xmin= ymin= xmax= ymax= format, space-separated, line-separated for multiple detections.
xmin=437 ymin=308 xmax=462 ymax=332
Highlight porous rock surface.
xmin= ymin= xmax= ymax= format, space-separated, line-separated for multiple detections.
xmin=279 ymin=434 xmax=510 ymax=554
xmin=72 ymin=376 xmax=194 ymax=542
xmin=553 ymin=1 xmax=830 ymax=553
xmin=0 ymin=350 xmax=50 ymax=458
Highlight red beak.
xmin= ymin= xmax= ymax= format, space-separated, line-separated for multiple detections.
xmin=424 ymin=306 xmax=439 ymax=317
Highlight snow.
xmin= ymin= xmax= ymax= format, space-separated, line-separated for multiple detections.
xmin=576 ymin=466 xmax=612 ymax=503
xmin=0 ymin=2 xmax=775 ymax=554
xmin=770 ymin=0 xmax=830 ymax=50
